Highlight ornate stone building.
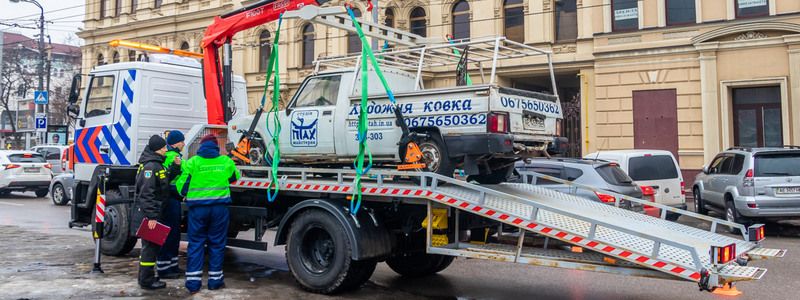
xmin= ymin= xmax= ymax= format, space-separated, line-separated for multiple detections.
xmin=79 ymin=0 xmax=800 ymax=180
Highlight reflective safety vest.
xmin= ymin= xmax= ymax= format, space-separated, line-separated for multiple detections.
xmin=176 ymin=155 xmax=240 ymax=207
xmin=163 ymin=150 xmax=181 ymax=185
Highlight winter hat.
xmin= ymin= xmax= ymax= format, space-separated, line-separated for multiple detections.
xmin=166 ymin=130 xmax=185 ymax=146
xmin=147 ymin=135 xmax=167 ymax=152
xmin=200 ymin=134 xmax=217 ymax=144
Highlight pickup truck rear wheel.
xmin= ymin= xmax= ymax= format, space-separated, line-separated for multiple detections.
xmin=286 ymin=209 xmax=377 ymax=294
xmin=417 ymin=136 xmax=454 ymax=178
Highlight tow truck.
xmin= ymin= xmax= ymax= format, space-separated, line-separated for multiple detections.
xmin=67 ymin=0 xmax=784 ymax=295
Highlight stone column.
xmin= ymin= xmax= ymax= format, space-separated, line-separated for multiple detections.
xmin=697 ymin=44 xmax=720 ymax=163
xmin=786 ymin=40 xmax=800 ymax=145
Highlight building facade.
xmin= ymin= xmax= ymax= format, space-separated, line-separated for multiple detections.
xmin=79 ymin=0 xmax=800 ymax=180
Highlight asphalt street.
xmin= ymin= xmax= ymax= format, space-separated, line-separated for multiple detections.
xmin=1 ymin=192 xmax=799 ymax=300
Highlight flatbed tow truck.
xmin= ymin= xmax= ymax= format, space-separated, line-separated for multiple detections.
xmin=66 ymin=0 xmax=785 ymax=295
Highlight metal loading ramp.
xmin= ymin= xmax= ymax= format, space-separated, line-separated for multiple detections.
xmin=232 ymin=167 xmax=784 ymax=288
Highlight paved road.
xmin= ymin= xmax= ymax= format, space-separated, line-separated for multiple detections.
xmin=1 ymin=193 xmax=799 ymax=299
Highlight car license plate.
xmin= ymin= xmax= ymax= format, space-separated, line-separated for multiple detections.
xmin=776 ymin=187 xmax=800 ymax=194
xmin=523 ymin=115 xmax=545 ymax=131
xmin=24 ymin=167 xmax=39 ymax=173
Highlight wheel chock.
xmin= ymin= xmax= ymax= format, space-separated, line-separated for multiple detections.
xmin=712 ymin=283 xmax=742 ymax=296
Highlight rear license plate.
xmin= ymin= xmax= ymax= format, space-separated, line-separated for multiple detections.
xmin=776 ymin=187 xmax=800 ymax=194
xmin=24 ymin=167 xmax=40 ymax=173
xmin=523 ymin=115 xmax=545 ymax=131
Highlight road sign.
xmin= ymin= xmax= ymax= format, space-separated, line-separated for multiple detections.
xmin=35 ymin=113 xmax=47 ymax=132
xmin=34 ymin=90 xmax=48 ymax=105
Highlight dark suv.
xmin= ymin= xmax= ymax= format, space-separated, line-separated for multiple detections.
xmin=693 ymin=146 xmax=800 ymax=226
xmin=514 ymin=158 xmax=643 ymax=209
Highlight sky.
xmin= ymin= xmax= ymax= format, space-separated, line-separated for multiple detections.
xmin=0 ymin=0 xmax=85 ymax=46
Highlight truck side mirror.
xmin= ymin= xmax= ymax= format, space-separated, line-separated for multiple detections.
xmin=68 ymin=74 xmax=82 ymax=104
xmin=67 ymin=104 xmax=80 ymax=119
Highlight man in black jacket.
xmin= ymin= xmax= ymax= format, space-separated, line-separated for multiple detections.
xmin=136 ymin=135 xmax=172 ymax=290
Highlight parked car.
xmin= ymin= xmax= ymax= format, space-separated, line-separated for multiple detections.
xmin=50 ymin=173 xmax=74 ymax=206
xmin=584 ymin=150 xmax=686 ymax=221
xmin=0 ymin=150 xmax=53 ymax=197
xmin=693 ymin=147 xmax=800 ymax=228
xmin=30 ymin=145 xmax=70 ymax=175
xmin=514 ymin=158 xmax=643 ymax=210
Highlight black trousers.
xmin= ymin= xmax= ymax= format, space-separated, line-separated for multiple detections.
xmin=139 ymin=239 xmax=162 ymax=285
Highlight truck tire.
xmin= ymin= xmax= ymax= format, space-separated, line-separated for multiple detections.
xmin=415 ymin=135 xmax=454 ymax=182
xmin=51 ymin=183 xmax=68 ymax=206
xmin=467 ymin=165 xmax=515 ymax=184
xmin=94 ymin=190 xmax=137 ymax=256
xmin=385 ymin=253 xmax=454 ymax=277
xmin=35 ymin=189 xmax=49 ymax=198
xmin=725 ymin=199 xmax=748 ymax=234
xmin=693 ymin=187 xmax=708 ymax=215
xmin=286 ymin=209 xmax=377 ymax=294
xmin=241 ymin=138 xmax=270 ymax=178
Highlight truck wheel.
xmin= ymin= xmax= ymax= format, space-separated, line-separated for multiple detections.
xmin=51 ymin=183 xmax=68 ymax=206
xmin=94 ymin=190 xmax=137 ymax=256
xmin=241 ymin=138 xmax=270 ymax=178
xmin=35 ymin=189 xmax=49 ymax=198
xmin=385 ymin=253 xmax=454 ymax=277
xmin=693 ymin=188 xmax=707 ymax=215
xmin=725 ymin=199 xmax=748 ymax=234
xmin=467 ymin=165 xmax=514 ymax=184
xmin=416 ymin=136 xmax=454 ymax=179
xmin=286 ymin=209 xmax=377 ymax=294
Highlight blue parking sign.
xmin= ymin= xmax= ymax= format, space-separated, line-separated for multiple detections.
xmin=35 ymin=113 xmax=47 ymax=132
xmin=34 ymin=90 xmax=48 ymax=105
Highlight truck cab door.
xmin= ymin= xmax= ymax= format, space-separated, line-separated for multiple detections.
xmin=279 ymin=75 xmax=341 ymax=157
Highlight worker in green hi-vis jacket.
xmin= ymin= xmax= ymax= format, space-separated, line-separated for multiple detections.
xmin=155 ymin=130 xmax=185 ymax=279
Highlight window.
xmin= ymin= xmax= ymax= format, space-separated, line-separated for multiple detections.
xmin=100 ymin=0 xmax=107 ymax=18
xmin=384 ymin=8 xmax=395 ymax=28
xmin=628 ymin=155 xmax=679 ymax=180
xmin=556 ymin=0 xmax=578 ymax=41
xmin=112 ymin=51 xmax=120 ymax=63
xmin=708 ymin=155 xmax=727 ymax=174
xmin=732 ymin=86 xmax=782 ymax=147
xmin=736 ymin=0 xmax=769 ymax=18
xmin=301 ymin=24 xmax=315 ymax=67
xmin=504 ymin=0 xmax=524 ymax=43
xmin=347 ymin=8 xmax=363 ymax=54
xmin=258 ymin=31 xmax=271 ymax=72
xmin=451 ymin=1 xmax=470 ymax=40
xmin=292 ymin=76 xmax=342 ymax=108
xmin=612 ymin=0 xmax=638 ymax=32
xmin=755 ymin=153 xmax=800 ymax=177
xmin=8 ymin=153 xmax=46 ymax=163
xmin=96 ymin=53 xmax=105 ymax=66
xmin=128 ymin=50 xmax=136 ymax=61
xmin=732 ymin=154 xmax=745 ymax=174
xmin=526 ymin=166 xmax=563 ymax=184
xmin=154 ymin=0 xmax=162 ymax=9
xmin=666 ymin=0 xmax=695 ymax=26
xmin=85 ymin=75 xmax=115 ymax=118
xmin=115 ymin=0 xmax=122 ymax=16
xmin=180 ymin=41 xmax=190 ymax=51
xmin=410 ymin=7 xmax=427 ymax=37
xmin=596 ymin=164 xmax=634 ymax=186
xmin=131 ymin=0 xmax=137 ymax=14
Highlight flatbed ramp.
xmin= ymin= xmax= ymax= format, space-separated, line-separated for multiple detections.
xmin=233 ymin=167 xmax=784 ymax=289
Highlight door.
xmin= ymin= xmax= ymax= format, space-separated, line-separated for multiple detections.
xmin=74 ymin=72 xmax=117 ymax=180
xmin=632 ymin=89 xmax=679 ymax=158
xmin=279 ymin=75 xmax=341 ymax=157
xmin=705 ymin=155 xmax=733 ymax=206
xmin=732 ymin=86 xmax=782 ymax=147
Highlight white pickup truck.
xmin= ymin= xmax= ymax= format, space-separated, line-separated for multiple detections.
xmin=229 ymin=38 xmax=563 ymax=183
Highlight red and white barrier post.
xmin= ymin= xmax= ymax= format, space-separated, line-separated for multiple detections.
xmin=91 ymin=187 xmax=106 ymax=274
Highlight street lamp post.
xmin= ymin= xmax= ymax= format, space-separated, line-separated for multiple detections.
xmin=10 ymin=0 xmax=45 ymax=145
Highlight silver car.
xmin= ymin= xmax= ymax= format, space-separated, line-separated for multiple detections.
xmin=693 ymin=147 xmax=800 ymax=226
xmin=49 ymin=173 xmax=74 ymax=206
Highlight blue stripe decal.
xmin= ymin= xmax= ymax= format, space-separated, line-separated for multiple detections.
xmin=102 ymin=126 xmax=129 ymax=165
xmin=83 ymin=127 xmax=97 ymax=164
xmin=120 ymin=100 xmax=132 ymax=125
xmin=128 ymin=69 xmax=137 ymax=82
xmin=122 ymin=81 xmax=134 ymax=105
xmin=113 ymin=122 xmax=131 ymax=150
xmin=74 ymin=128 xmax=86 ymax=163
xmin=101 ymin=154 xmax=111 ymax=164
xmin=93 ymin=134 xmax=106 ymax=164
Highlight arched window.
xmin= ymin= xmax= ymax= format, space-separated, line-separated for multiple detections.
xmin=409 ymin=7 xmax=427 ymax=37
xmin=100 ymin=0 xmax=107 ymax=18
xmin=128 ymin=50 xmax=136 ymax=61
xmin=180 ymin=41 xmax=190 ymax=50
xmin=112 ymin=51 xmax=120 ymax=63
xmin=97 ymin=53 xmax=105 ymax=66
xmin=302 ymin=24 xmax=315 ymax=67
xmin=347 ymin=8 xmax=362 ymax=54
xmin=115 ymin=0 xmax=122 ymax=16
xmin=451 ymin=1 xmax=470 ymax=40
xmin=258 ymin=31 xmax=271 ymax=72
xmin=130 ymin=0 xmax=137 ymax=14
xmin=384 ymin=8 xmax=395 ymax=28
xmin=504 ymin=0 xmax=524 ymax=42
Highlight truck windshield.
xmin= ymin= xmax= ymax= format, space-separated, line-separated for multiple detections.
xmin=292 ymin=75 xmax=341 ymax=108
xmin=754 ymin=152 xmax=800 ymax=177
xmin=85 ymin=75 xmax=115 ymax=118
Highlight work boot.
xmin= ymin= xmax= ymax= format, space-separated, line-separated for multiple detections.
xmin=158 ymin=270 xmax=182 ymax=279
xmin=139 ymin=266 xmax=167 ymax=290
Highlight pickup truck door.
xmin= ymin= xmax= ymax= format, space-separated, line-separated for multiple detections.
xmin=280 ymin=75 xmax=341 ymax=157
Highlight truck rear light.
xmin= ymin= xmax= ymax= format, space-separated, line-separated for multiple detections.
xmin=680 ymin=181 xmax=686 ymax=196
xmin=748 ymin=224 xmax=765 ymax=242
xmin=594 ymin=192 xmax=616 ymax=204
xmin=743 ymin=169 xmax=754 ymax=187
xmin=711 ymin=243 xmax=737 ymax=264
xmin=747 ymin=203 xmax=758 ymax=209
xmin=61 ymin=148 xmax=68 ymax=170
xmin=487 ymin=112 xmax=509 ymax=134
xmin=555 ymin=118 xmax=562 ymax=135
xmin=4 ymin=164 xmax=20 ymax=170
xmin=640 ymin=185 xmax=659 ymax=217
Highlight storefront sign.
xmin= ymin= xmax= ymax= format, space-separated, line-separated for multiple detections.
xmin=738 ymin=0 xmax=767 ymax=9
xmin=614 ymin=8 xmax=638 ymax=21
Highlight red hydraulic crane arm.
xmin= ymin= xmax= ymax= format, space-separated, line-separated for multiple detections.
xmin=201 ymin=0 xmax=328 ymax=125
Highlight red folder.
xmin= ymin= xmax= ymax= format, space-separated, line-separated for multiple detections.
xmin=136 ymin=218 xmax=171 ymax=246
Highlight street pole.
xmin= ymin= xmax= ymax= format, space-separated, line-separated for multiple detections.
xmin=10 ymin=0 xmax=46 ymax=145
xmin=371 ymin=0 xmax=379 ymax=50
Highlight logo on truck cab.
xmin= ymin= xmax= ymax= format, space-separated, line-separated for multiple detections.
xmin=290 ymin=111 xmax=318 ymax=147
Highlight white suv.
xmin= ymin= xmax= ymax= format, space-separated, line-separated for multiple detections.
xmin=0 ymin=151 xmax=53 ymax=197
xmin=585 ymin=150 xmax=687 ymax=220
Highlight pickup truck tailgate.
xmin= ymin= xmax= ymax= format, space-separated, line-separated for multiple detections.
xmin=490 ymin=87 xmax=562 ymax=138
